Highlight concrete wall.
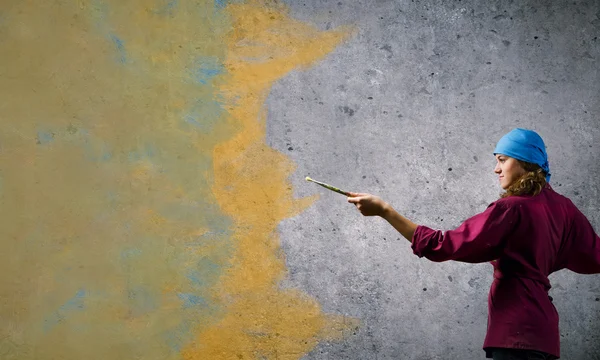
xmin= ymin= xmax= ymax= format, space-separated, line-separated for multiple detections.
xmin=0 ymin=0 xmax=597 ymax=359
xmin=271 ymin=0 xmax=600 ymax=359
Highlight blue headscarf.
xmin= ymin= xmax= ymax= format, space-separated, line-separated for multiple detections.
xmin=493 ymin=128 xmax=551 ymax=183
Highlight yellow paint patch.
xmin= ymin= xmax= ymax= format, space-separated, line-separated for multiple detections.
xmin=182 ymin=2 xmax=359 ymax=359
xmin=0 ymin=0 xmax=358 ymax=359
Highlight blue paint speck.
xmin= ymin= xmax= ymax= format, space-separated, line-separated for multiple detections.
xmin=183 ymin=98 xmax=225 ymax=133
xmin=214 ymin=0 xmax=227 ymax=9
xmin=189 ymin=56 xmax=223 ymax=85
xmin=101 ymin=150 xmax=112 ymax=161
xmin=177 ymin=293 xmax=208 ymax=308
xmin=186 ymin=257 xmax=221 ymax=289
xmin=198 ymin=68 xmax=221 ymax=84
xmin=110 ymin=34 xmax=127 ymax=63
xmin=82 ymin=138 xmax=112 ymax=163
xmin=64 ymin=290 xmax=86 ymax=310
xmin=43 ymin=289 xmax=86 ymax=332
xmin=145 ymin=143 xmax=157 ymax=158
xmin=128 ymin=286 xmax=159 ymax=316
xmin=128 ymin=143 xmax=159 ymax=162
xmin=164 ymin=318 xmax=192 ymax=351
xmin=155 ymin=0 xmax=178 ymax=16
xmin=163 ymin=292 xmax=220 ymax=350
xmin=97 ymin=144 xmax=112 ymax=162
xmin=128 ymin=151 xmax=140 ymax=162
xmin=37 ymin=131 xmax=55 ymax=145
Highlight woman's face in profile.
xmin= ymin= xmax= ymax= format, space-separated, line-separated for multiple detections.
xmin=494 ymin=155 xmax=526 ymax=190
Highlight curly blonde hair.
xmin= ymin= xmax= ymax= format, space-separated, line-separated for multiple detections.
xmin=500 ymin=160 xmax=548 ymax=198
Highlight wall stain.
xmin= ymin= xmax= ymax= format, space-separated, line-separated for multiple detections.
xmin=182 ymin=2 xmax=358 ymax=359
xmin=0 ymin=0 xmax=357 ymax=359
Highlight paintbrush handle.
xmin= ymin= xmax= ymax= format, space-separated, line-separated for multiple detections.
xmin=306 ymin=177 xmax=350 ymax=196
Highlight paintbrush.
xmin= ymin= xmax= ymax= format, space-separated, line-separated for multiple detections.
xmin=305 ymin=176 xmax=351 ymax=196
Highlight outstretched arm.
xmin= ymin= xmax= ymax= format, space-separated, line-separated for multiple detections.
xmin=381 ymin=205 xmax=418 ymax=243
xmin=348 ymin=192 xmax=517 ymax=263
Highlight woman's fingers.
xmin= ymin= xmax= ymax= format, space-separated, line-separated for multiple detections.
xmin=347 ymin=193 xmax=360 ymax=203
xmin=348 ymin=191 xmax=369 ymax=197
xmin=347 ymin=192 xmax=370 ymax=199
xmin=348 ymin=196 xmax=367 ymax=204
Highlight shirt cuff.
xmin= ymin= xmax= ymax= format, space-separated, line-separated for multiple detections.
xmin=411 ymin=225 xmax=436 ymax=258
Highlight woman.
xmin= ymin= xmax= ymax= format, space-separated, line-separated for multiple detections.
xmin=347 ymin=128 xmax=600 ymax=360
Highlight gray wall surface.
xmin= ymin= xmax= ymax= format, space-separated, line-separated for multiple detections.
xmin=268 ymin=1 xmax=600 ymax=359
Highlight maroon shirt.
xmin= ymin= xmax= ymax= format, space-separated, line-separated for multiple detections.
xmin=411 ymin=183 xmax=600 ymax=359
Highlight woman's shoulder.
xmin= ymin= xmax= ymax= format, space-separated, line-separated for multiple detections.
xmin=493 ymin=183 xmax=579 ymax=212
xmin=484 ymin=196 xmax=524 ymax=215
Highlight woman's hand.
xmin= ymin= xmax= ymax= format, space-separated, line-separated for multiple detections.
xmin=348 ymin=192 xmax=417 ymax=242
xmin=347 ymin=192 xmax=390 ymax=217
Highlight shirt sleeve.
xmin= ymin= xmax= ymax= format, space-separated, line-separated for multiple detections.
xmin=411 ymin=200 xmax=518 ymax=263
xmin=563 ymin=209 xmax=600 ymax=274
